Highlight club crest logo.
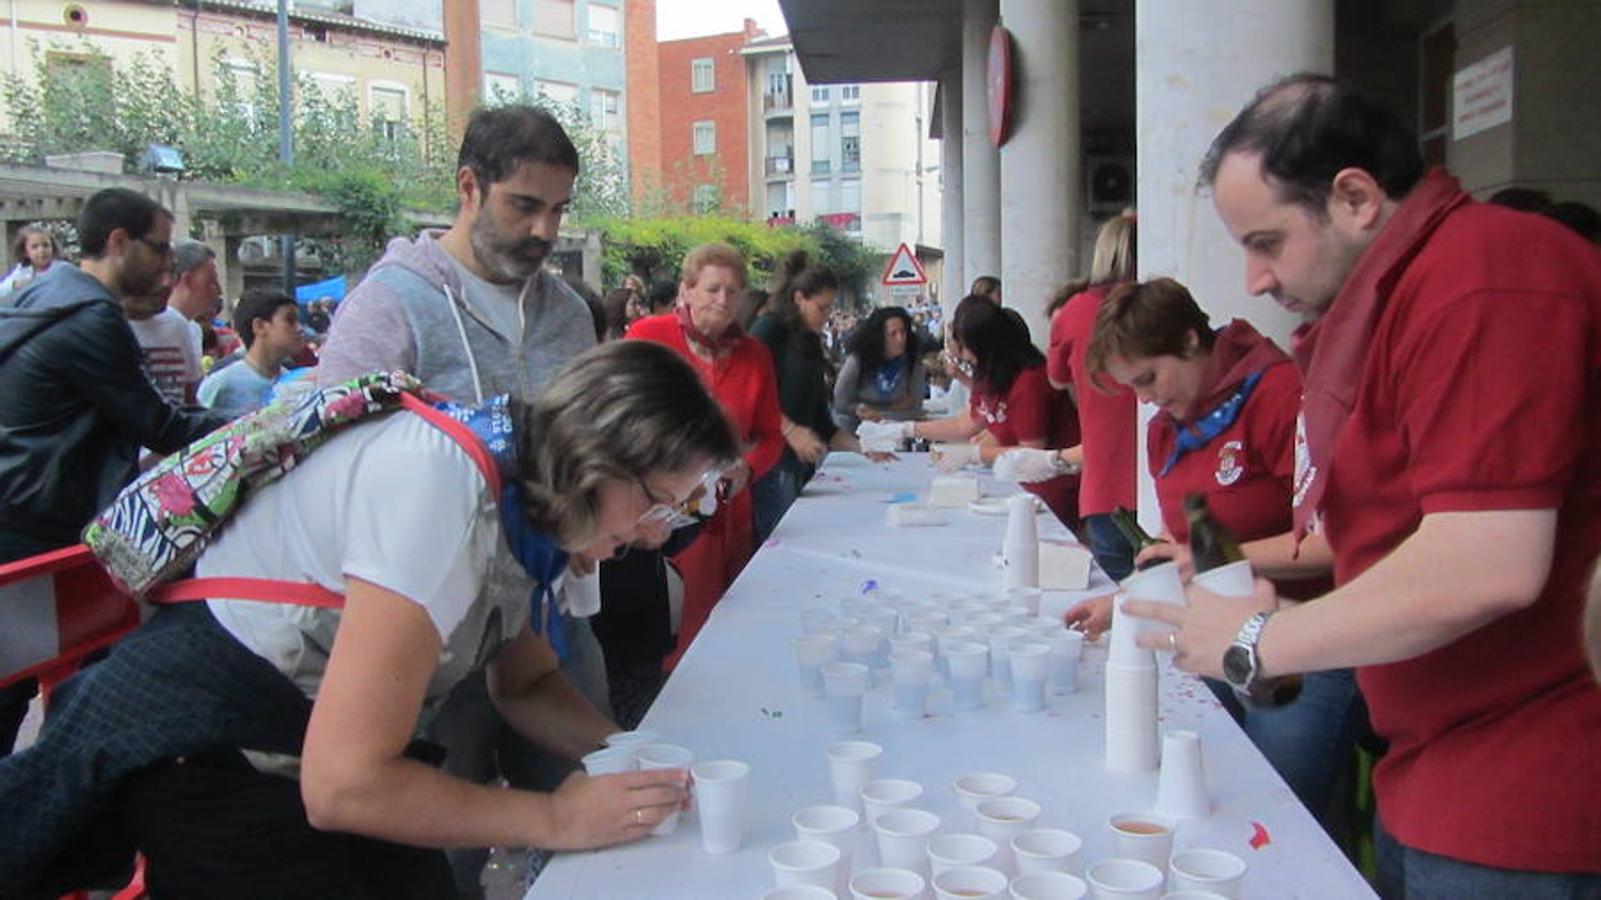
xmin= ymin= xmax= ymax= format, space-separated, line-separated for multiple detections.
xmin=1215 ymin=440 xmax=1245 ymax=486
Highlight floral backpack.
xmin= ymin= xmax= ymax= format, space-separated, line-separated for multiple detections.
xmin=83 ymin=370 xmax=499 ymax=606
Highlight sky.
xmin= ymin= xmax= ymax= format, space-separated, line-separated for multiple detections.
xmin=656 ymin=0 xmax=789 ymax=42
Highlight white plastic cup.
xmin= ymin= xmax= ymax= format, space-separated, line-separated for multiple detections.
xmin=1159 ymin=893 xmax=1228 ymax=900
xmin=933 ymin=865 xmax=1009 ymax=899
xmin=890 ymin=649 xmax=935 ymax=719
xmin=1119 ymin=562 xmax=1186 ymax=637
xmin=872 ymin=807 xmax=942 ymax=878
xmin=1191 ymin=560 xmax=1254 ymax=598
xmin=563 ymin=567 xmax=601 ymax=617
xmin=1012 ymin=828 xmax=1083 ymax=875
xmin=1107 ymin=813 xmax=1175 ymax=870
xmin=691 ymin=759 xmax=749 ymax=854
xmin=794 ymin=804 xmax=861 ymax=895
xmin=635 ymin=743 xmax=693 ymax=836
xmin=1011 ymin=870 xmax=1090 ymax=900
xmin=952 ymin=772 xmax=1019 ymax=826
xmin=1085 ymin=858 xmax=1165 ymax=899
xmin=769 ymin=839 xmax=843 ymax=891
xmin=1108 ymin=594 xmax=1156 ymax=667
xmin=1007 ymin=641 xmax=1051 ymax=713
xmin=1154 ymin=730 xmax=1209 ymax=821
xmin=987 ymin=625 xmax=1030 ymax=689
xmin=764 ymin=886 xmax=838 ymax=900
xmin=800 ymin=607 xmax=838 ymax=634
xmin=934 ymin=625 xmax=980 ymax=679
xmin=842 ymin=624 xmax=886 ymax=668
xmin=826 ymin=740 xmax=882 ymax=810
xmin=850 ymin=867 xmax=927 ymax=900
xmin=580 ymin=744 xmax=637 ymax=775
xmin=822 ymin=662 xmax=871 ymax=735
xmin=927 ymin=833 xmax=1000 ymax=878
xmin=890 ymin=631 xmax=935 ymax=656
xmin=1048 ymin=630 xmax=1085 ymax=694
xmin=604 ymin=728 xmax=660 ymax=748
xmin=796 ymin=633 xmax=839 ymax=698
xmin=974 ymin=796 xmax=1042 ymax=872
xmin=1166 ymin=849 xmax=1245 ymax=898
xmin=1003 ymin=539 xmax=1040 ymax=590
xmin=944 ymin=640 xmax=989 ymax=710
xmin=1104 ymin=664 xmax=1160 ymax=774
xmin=860 ymin=778 xmax=924 ymax=826
xmin=1005 ymin=586 xmax=1043 ymax=616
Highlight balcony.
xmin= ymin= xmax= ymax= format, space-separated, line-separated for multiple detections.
xmin=765 ymin=153 xmax=794 ymax=178
xmin=763 ymin=90 xmax=793 ymax=114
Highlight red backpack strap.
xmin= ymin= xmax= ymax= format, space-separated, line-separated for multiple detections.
xmin=147 ymin=577 xmax=345 ymax=608
xmin=398 ymin=393 xmax=503 ymax=496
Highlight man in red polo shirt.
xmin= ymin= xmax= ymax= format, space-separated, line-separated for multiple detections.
xmin=1126 ymin=74 xmax=1601 ymax=895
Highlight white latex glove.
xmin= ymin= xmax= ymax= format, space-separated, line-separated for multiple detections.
xmin=931 ymin=442 xmax=980 ymax=473
xmin=994 ymin=448 xmax=1071 ymax=483
xmin=857 ymin=419 xmax=912 ymax=454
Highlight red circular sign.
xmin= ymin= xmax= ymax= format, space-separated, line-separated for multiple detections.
xmin=987 ymin=25 xmax=1015 ymax=147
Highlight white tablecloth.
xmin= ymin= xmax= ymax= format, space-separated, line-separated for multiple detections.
xmin=529 ymin=454 xmax=1374 ymax=899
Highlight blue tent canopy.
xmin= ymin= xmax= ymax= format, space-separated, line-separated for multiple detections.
xmin=294 ymin=276 xmax=346 ymax=307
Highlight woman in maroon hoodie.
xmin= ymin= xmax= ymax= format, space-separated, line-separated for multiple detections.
xmin=1063 ymin=277 xmax=1365 ymax=843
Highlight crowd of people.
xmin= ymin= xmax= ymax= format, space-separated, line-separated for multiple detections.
xmin=0 ymin=73 xmax=1596 ymax=899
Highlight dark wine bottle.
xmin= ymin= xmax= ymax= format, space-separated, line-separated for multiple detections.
xmin=1185 ymin=493 xmax=1302 ymax=706
xmin=1110 ymin=506 xmax=1166 ymax=571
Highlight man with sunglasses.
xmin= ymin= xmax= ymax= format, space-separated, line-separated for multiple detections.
xmin=0 ymin=187 xmax=228 ymax=753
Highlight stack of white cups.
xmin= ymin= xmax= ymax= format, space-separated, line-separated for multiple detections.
xmin=1002 ymin=493 xmax=1040 ymax=589
xmin=1104 ymin=594 xmax=1159 ymax=773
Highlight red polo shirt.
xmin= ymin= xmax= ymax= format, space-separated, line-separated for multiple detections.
xmin=972 ymin=364 xmax=1080 ymax=527
xmin=1146 ymin=322 xmax=1328 ymax=600
xmin=1312 ymin=193 xmax=1601 ymax=871
xmin=1048 ymin=283 xmax=1138 ymax=517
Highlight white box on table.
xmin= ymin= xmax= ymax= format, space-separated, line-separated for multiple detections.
xmin=1038 ymin=540 xmax=1092 ymax=590
xmin=928 ymin=475 xmax=981 ymax=507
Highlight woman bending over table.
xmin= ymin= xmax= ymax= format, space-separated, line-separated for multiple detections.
xmin=0 ymin=342 xmax=738 ymax=899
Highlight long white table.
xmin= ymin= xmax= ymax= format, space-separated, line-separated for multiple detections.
xmin=530 ymin=454 xmax=1374 ymax=899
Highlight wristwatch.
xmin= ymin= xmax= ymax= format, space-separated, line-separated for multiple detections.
xmin=1222 ymin=611 xmax=1272 ymax=693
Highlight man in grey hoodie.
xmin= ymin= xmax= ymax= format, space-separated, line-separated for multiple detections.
xmin=317 ymin=105 xmax=608 ymax=892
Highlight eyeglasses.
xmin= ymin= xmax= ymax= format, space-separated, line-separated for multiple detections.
xmin=136 ymin=235 xmax=173 ymax=259
xmin=637 ymin=468 xmax=724 ymax=530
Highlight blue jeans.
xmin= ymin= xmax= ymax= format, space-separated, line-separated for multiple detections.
xmin=752 ymin=450 xmax=812 ymax=547
xmin=1082 ymin=513 xmax=1136 ymax=582
xmin=1376 ymin=816 xmax=1601 ymax=899
xmin=1206 ymin=668 xmax=1365 ymax=839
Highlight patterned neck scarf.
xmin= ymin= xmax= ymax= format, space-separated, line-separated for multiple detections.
xmin=1157 ymin=370 xmax=1263 ymax=477
xmin=675 ymin=303 xmax=745 ymax=356
xmin=433 ymin=395 xmax=571 ymax=661
xmin=874 ymin=356 xmax=907 ymax=397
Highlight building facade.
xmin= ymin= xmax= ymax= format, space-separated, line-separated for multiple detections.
xmin=652 ymin=20 xmax=761 ymax=213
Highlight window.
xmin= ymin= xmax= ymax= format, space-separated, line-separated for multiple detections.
xmin=219 ymin=57 xmax=260 ymax=119
xmin=811 ymin=85 xmax=829 ymax=103
xmin=840 ymin=179 xmax=861 ymax=214
xmin=841 ymin=84 xmax=860 ymax=103
xmin=693 ymin=120 xmax=716 ymax=155
xmin=691 ymin=57 xmax=715 ymax=93
xmin=369 ymin=83 xmax=409 ymax=140
xmin=307 ymin=71 xmax=355 ymax=105
xmin=810 ymin=113 xmax=830 ymax=173
xmin=484 ymin=71 xmax=521 ymax=103
xmin=534 ymin=79 xmax=578 ymax=110
xmin=587 ymin=4 xmax=619 ymax=47
xmin=589 ymin=88 xmax=621 ymax=132
xmin=840 ymin=111 xmax=860 ymax=172
xmin=532 ymin=0 xmax=575 ymax=38
xmin=692 ymin=184 xmax=719 ymax=213
xmin=481 ymin=0 xmax=516 ymax=28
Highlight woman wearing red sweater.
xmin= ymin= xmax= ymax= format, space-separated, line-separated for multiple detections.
xmin=627 ymin=243 xmax=784 ymax=665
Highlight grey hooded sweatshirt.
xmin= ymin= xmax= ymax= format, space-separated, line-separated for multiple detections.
xmin=317 ymin=229 xmax=596 ymax=402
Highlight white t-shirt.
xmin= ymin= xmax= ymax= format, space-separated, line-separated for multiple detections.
xmin=127 ymin=307 xmax=202 ymax=404
xmin=205 ymin=412 xmax=529 ymax=723
xmin=444 ymin=252 xmax=530 ymax=341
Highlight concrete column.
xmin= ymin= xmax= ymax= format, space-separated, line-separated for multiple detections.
xmin=961 ymin=0 xmax=1002 ymax=294
xmin=1134 ymin=0 xmax=1333 ymax=530
xmin=999 ymin=0 xmax=1079 ymax=346
xmin=939 ymin=68 xmax=965 ymax=322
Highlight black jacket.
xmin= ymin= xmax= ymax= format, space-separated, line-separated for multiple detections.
xmin=0 ymin=266 xmax=227 ymax=545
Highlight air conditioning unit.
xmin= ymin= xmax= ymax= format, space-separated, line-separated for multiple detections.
xmin=1086 ymin=155 xmax=1134 ymax=215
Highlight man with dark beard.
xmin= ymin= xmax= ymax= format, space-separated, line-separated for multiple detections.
xmin=316 ymin=105 xmax=609 ymax=894
xmin=0 ymin=188 xmax=227 ymax=753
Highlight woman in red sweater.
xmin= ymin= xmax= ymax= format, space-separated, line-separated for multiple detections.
xmin=626 ymin=243 xmax=783 ymax=665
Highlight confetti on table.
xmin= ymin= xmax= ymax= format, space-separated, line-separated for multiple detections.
xmin=759 ymin=707 xmax=784 ymax=719
xmin=1248 ymin=821 xmax=1272 ymax=850
xmin=861 ymin=579 xmax=879 ymax=594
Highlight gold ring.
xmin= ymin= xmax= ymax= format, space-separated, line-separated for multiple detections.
xmin=634 ymin=807 xmax=644 ymax=825
xmin=1167 ymin=632 xmax=1178 ymax=652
